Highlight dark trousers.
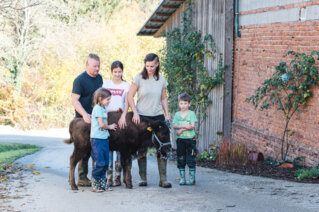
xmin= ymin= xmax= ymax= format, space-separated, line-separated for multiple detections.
xmin=177 ymin=138 xmax=196 ymax=169
xmin=91 ymin=138 xmax=109 ymax=180
xmin=140 ymin=114 xmax=165 ymax=122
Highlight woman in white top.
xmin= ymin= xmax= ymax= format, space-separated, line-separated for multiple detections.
xmin=103 ymin=61 xmax=130 ymax=187
xmin=127 ymin=53 xmax=171 ymax=188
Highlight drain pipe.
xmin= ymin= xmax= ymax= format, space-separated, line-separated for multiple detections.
xmin=235 ymin=0 xmax=241 ymax=37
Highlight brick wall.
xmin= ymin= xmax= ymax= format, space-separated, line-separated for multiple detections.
xmin=232 ymin=2 xmax=319 ymax=166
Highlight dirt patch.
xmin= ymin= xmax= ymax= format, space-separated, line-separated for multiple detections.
xmin=197 ymin=160 xmax=319 ymax=184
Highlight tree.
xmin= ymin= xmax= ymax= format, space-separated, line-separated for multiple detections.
xmin=246 ymin=51 xmax=319 ymax=161
xmin=0 ymin=0 xmax=42 ymax=96
xmin=161 ymin=1 xmax=224 ymax=135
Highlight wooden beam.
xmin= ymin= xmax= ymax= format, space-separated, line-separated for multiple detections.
xmin=162 ymin=5 xmax=180 ymax=9
xmin=156 ymin=12 xmax=173 ymax=17
xmin=145 ymin=26 xmax=161 ymax=30
xmin=223 ymin=0 xmax=234 ymax=140
xmin=137 ymin=32 xmax=155 ymax=36
xmin=150 ymin=19 xmax=166 ymax=24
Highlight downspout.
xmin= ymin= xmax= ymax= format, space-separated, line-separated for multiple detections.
xmin=235 ymin=0 xmax=241 ymax=37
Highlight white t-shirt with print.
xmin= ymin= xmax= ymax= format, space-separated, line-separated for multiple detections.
xmin=102 ymin=80 xmax=130 ymax=111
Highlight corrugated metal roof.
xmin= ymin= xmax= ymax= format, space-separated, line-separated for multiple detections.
xmin=137 ymin=0 xmax=186 ymax=36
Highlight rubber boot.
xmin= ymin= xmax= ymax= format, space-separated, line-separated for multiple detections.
xmin=157 ymin=158 xmax=172 ymax=188
xmin=138 ymin=157 xmax=147 ymax=186
xmin=91 ymin=177 xmax=103 ymax=192
xmin=114 ymin=162 xmax=122 ymax=186
xmin=106 ymin=169 xmax=113 ymax=187
xmin=179 ymin=168 xmax=186 ymax=185
xmin=186 ymin=168 xmax=196 ymax=185
xmin=78 ymin=160 xmax=91 ymax=186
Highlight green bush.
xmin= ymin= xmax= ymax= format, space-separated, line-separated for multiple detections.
xmin=294 ymin=167 xmax=319 ymax=179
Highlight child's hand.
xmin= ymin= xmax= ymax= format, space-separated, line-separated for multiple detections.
xmin=185 ymin=124 xmax=193 ymax=130
xmin=177 ymin=129 xmax=184 ymax=136
xmin=108 ymin=123 xmax=117 ymax=130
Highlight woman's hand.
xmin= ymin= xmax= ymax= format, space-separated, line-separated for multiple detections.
xmin=118 ymin=114 xmax=127 ymax=129
xmin=165 ymin=115 xmax=170 ymax=121
xmin=108 ymin=123 xmax=117 ymax=131
xmin=132 ymin=112 xmax=140 ymax=125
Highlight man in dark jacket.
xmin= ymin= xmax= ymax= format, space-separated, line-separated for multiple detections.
xmin=71 ymin=53 xmax=103 ymax=186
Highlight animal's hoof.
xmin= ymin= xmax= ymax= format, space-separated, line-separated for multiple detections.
xmin=138 ymin=181 xmax=148 ymax=187
xmin=71 ymin=185 xmax=79 ymax=190
xmin=78 ymin=179 xmax=91 ymax=187
xmin=159 ymin=181 xmax=172 ymax=188
xmin=125 ymin=184 xmax=133 ymax=189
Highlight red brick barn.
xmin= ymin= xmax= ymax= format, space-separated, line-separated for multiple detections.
xmin=138 ymin=0 xmax=319 ymax=166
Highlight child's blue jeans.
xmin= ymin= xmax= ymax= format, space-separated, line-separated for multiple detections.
xmin=90 ymin=138 xmax=109 ymax=180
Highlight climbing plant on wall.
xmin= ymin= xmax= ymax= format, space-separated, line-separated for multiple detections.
xmin=161 ymin=1 xmax=225 ymax=133
xmin=246 ymin=51 xmax=319 ymax=161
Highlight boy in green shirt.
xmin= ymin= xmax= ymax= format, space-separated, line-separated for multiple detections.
xmin=173 ymin=93 xmax=198 ymax=185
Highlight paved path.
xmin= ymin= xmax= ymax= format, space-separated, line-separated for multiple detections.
xmin=0 ymin=126 xmax=319 ymax=212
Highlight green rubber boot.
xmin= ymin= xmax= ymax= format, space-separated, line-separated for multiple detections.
xmin=138 ymin=157 xmax=147 ymax=186
xmin=106 ymin=169 xmax=113 ymax=187
xmin=179 ymin=168 xmax=186 ymax=185
xmin=186 ymin=168 xmax=196 ymax=185
xmin=78 ymin=160 xmax=91 ymax=186
xmin=157 ymin=158 xmax=172 ymax=188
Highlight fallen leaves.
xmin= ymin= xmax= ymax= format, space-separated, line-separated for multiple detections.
xmin=32 ymin=172 xmax=40 ymax=175
xmin=1 ymin=176 xmax=7 ymax=181
xmin=25 ymin=164 xmax=35 ymax=168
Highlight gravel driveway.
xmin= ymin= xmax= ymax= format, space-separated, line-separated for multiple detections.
xmin=0 ymin=126 xmax=318 ymax=212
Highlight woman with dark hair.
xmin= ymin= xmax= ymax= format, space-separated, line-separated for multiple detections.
xmin=127 ymin=53 xmax=171 ymax=188
xmin=102 ymin=60 xmax=130 ymax=187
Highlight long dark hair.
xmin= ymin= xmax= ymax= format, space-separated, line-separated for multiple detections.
xmin=111 ymin=60 xmax=124 ymax=81
xmin=141 ymin=53 xmax=160 ymax=81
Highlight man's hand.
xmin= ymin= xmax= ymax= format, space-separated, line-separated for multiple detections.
xmin=83 ymin=113 xmax=91 ymax=124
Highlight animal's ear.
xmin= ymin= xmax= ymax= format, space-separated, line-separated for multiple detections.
xmin=149 ymin=120 xmax=161 ymax=130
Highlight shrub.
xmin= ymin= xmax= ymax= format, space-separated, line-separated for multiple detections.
xmin=216 ymin=139 xmax=248 ymax=166
xmin=294 ymin=167 xmax=319 ymax=179
xmin=196 ymin=147 xmax=217 ymax=162
xmin=246 ymin=51 xmax=319 ymax=161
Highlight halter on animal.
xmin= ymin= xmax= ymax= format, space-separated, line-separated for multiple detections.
xmin=147 ymin=126 xmax=171 ymax=160
xmin=152 ymin=132 xmax=171 ymax=160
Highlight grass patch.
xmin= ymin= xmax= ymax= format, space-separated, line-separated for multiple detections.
xmin=0 ymin=143 xmax=41 ymax=171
